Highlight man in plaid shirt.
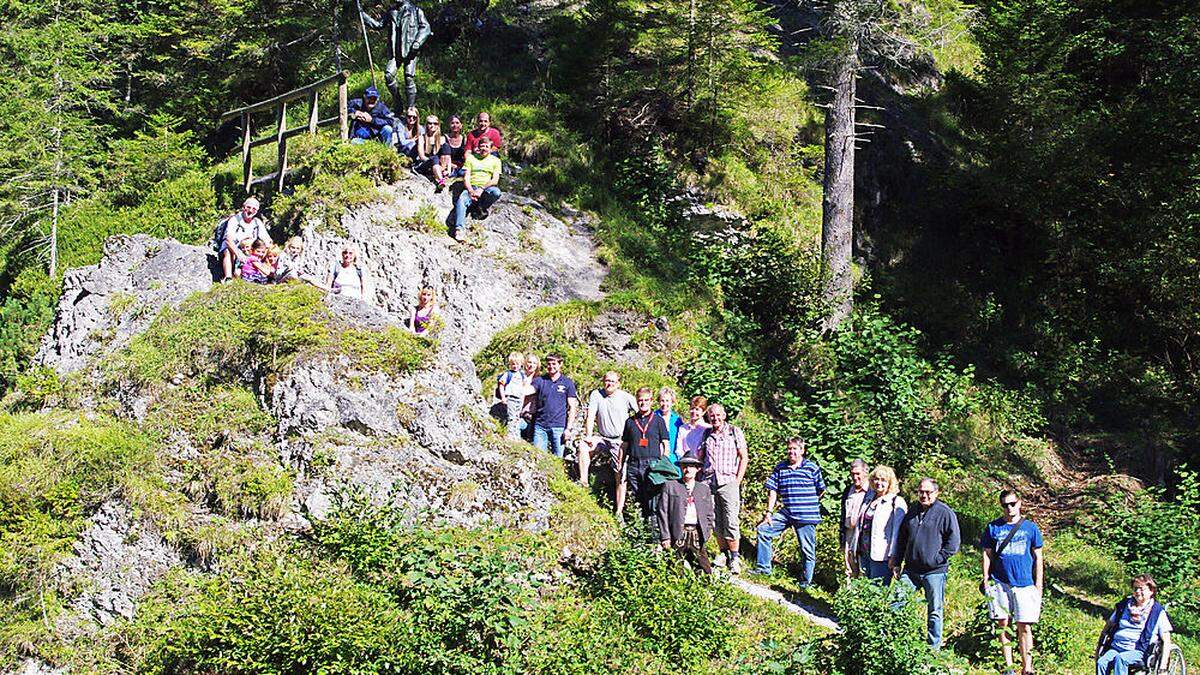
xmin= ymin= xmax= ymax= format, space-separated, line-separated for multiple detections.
xmin=754 ymin=437 xmax=826 ymax=585
xmin=699 ymin=403 xmax=749 ymax=574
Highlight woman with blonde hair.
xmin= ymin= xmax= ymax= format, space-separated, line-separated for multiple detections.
xmin=413 ymin=114 xmax=444 ymax=178
xmin=324 ymin=244 xmax=372 ymax=303
xmin=410 ymin=286 xmax=439 ymax=335
xmin=858 ymin=465 xmax=907 ymax=581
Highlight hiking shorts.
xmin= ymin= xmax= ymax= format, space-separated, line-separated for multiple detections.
xmin=710 ymin=479 xmax=741 ymax=541
xmin=987 ymin=581 xmax=1042 ymax=624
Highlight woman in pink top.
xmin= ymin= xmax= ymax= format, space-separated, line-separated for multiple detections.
xmin=675 ymin=394 xmax=711 ymax=461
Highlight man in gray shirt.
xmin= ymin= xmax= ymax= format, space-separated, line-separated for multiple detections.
xmin=581 ymin=371 xmax=636 ymax=502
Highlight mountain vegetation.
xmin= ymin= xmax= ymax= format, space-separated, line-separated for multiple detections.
xmin=0 ymin=0 xmax=1197 ymax=671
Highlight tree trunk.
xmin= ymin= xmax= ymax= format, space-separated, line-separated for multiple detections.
xmin=820 ymin=39 xmax=858 ymax=331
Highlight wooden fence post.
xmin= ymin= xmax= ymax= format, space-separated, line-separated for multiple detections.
xmin=307 ymin=89 xmax=320 ymax=134
xmin=338 ymin=74 xmax=349 ymax=141
xmin=241 ymin=112 xmax=253 ymax=194
xmin=276 ymin=102 xmax=288 ymax=192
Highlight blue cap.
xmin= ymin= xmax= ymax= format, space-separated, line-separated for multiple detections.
xmin=365 ymin=86 xmax=379 ymax=99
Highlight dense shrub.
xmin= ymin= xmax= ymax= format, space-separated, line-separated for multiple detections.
xmin=0 ymin=413 xmax=174 ymax=660
xmin=833 ymin=578 xmax=934 ymax=675
xmin=585 ymin=542 xmax=737 ymax=666
xmin=1098 ymin=469 xmax=1200 ymax=592
xmin=125 ymin=551 xmax=419 ymax=674
xmin=273 ymin=137 xmax=405 ymax=232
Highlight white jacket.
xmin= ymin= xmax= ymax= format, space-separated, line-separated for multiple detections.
xmin=862 ymin=494 xmax=907 ymax=562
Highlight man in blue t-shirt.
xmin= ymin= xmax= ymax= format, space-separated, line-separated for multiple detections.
xmin=530 ymin=353 xmax=578 ymax=459
xmin=980 ymin=489 xmax=1044 ymax=675
xmin=754 ymin=437 xmax=825 ymax=585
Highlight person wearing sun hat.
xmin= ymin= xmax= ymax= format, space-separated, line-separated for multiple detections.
xmin=657 ymin=450 xmax=716 ymax=574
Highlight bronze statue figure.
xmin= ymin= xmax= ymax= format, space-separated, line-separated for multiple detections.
xmin=359 ymin=0 xmax=432 ymax=110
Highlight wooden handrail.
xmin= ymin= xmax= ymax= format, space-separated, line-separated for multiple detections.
xmin=220 ymin=71 xmax=349 ymax=121
xmin=221 ymin=71 xmax=351 ymax=194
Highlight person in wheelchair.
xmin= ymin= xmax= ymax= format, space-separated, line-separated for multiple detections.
xmin=1095 ymin=574 xmax=1181 ymax=675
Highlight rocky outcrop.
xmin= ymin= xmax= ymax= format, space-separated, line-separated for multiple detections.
xmin=35 ymin=236 xmax=215 ymax=374
xmin=33 ymin=173 xmax=606 ymax=636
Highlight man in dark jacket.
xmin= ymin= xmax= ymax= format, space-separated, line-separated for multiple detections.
xmin=348 ymin=86 xmax=395 ymax=145
xmin=658 ymin=451 xmax=715 ymax=574
xmin=892 ymin=477 xmax=961 ymax=649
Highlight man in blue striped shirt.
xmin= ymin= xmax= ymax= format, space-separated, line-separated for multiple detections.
xmin=754 ymin=437 xmax=826 ymax=585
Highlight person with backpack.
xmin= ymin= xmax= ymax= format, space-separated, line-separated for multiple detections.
xmin=216 ymin=197 xmax=271 ymax=282
xmin=494 ymin=352 xmax=530 ymax=440
xmin=981 ymin=489 xmax=1044 ymax=675
xmin=859 ymin=465 xmax=905 ymax=581
xmin=1096 ymin=574 xmax=1175 ymax=675
xmin=700 ymin=403 xmax=748 ymax=574
xmin=892 ymin=477 xmax=961 ymax=649
xmin=323 ymin=245 xmax=371 ymax=302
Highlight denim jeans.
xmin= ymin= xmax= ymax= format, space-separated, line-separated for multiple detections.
xmin=897 ymin=570 xmax=948 ymax=649
xmin=351 ymin=124 xmax=394 ymax=145
xmin=860 ymin=556 xmax=891 ymax=581
xmin=533 ymin=424 xmax=566 ymax=458
xmin=754 ymin=513 xmax=817 ymax=585
xmin=453 ymin=186 xmax=502 ymax=231
xmin=1096 ymin=649 xmax=1145 ymax=675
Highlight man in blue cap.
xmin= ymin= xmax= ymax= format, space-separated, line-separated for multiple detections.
xmin=348 ymin=86 xmax=395 ymax=146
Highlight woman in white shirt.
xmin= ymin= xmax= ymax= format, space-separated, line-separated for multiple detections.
xmin=324 ymin=245 xmax=372 ymax=303
xmin=858 ymin=465 xmax=907 ymax=581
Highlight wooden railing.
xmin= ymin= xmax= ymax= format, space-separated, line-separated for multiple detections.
xmin=220 ymin=71 xmax=350 ymax=194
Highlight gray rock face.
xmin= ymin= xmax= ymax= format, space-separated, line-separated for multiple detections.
xmin=58 ymin=501 xmax=179 ymax=626
xmin=35 ymin=235 xmax=216 ymax=374
xmin=34 ymin=173 xmax=606 ymax=632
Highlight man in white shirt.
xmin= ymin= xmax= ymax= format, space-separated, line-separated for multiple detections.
xmin=581 ymin=371 xmax=636 ymax=496
xmin=219 ymin=196 xmax=271 ymax=282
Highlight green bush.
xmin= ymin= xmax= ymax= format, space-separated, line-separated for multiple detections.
xmin=833 ymin=578 xmax=933 ymax=675
xmin=337 ymin=327 xmax=433 ymax=376
xmin=0 ymin=412 xmax=173 ymax=660
xmin=274 ymin=137 xmax=405 ymax=232
xmin=1098 ymin=468 xmax=1200 ymax=592
xmin=585 ymin=542 xmax=737 ymax=666
xmin=124 ymin=551 xmax=421 ymax=674
xmin=316 ymin=506 xmax=541 ymax=669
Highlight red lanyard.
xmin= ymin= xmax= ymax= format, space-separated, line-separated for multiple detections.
xmin=634 ymin=413 xmax=653 ymax=446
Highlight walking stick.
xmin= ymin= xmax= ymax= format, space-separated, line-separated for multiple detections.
xmin=356 ymin=0 xmax=378 ymax=89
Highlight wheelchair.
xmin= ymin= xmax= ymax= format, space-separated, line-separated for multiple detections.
xmin=1139 ymin=640 xmax=1187 ymax=675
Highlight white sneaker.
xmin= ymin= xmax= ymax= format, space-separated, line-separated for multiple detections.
xmin=712 ymin=553 xmax=727 ymax=568
xmin=728 ymin=555 xmax=742 ymax=575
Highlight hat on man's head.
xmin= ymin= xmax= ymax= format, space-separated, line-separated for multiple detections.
xmin=364 ymin=86 xmax=380 ymax=99
xmin=677 ymin=451 xmax=704 ymax=468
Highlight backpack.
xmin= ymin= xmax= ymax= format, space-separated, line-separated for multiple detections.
xmin=212 ymin=214 xmax=236 ymax=251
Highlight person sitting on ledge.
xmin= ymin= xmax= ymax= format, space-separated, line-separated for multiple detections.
xmin=272 ymin=236 xmax=305 ymax=283
xmin=410 ymin=286 xmax=438 ymax=335
xmin=218 ymin=196 xmax=271 ymax=282
xmin=452 ymin=135 xmax=502 ymax=242
xmin=348 ymin=86 xmax=395 ymax=146
xmin=324 ymin=245 xmax=372 ymax=303
xmin=397 ymin=106 xmax=422 ymax=158
xmin=464 ymin=111 xmax=503 ymax=154
xmin=240 ymin=239 xmax=275 ymax=284
xmin=413 ymin=114 xmax=443 ymax=178
xmin=434 ymin=114 xmax=467 ymax=192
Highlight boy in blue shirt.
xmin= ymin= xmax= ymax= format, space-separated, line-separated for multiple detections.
xmin=980 ymin=489 xmax=1044 ymax=675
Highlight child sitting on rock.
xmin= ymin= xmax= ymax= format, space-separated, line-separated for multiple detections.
xmin=240 ymin=239 xmax=274 ymax=284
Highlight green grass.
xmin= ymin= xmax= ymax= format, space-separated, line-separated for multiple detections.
xmin=0 ymin=412 xmax=180 ymax=664
xmin=474 ymin=298 xmax=679 ymax=399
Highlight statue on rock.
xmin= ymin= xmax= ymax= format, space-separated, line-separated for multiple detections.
xmin=359 ymin=0 xmax=432 ymax=110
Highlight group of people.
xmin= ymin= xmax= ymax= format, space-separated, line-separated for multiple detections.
xmin=347 ymin=87 xmax=504 ymax=241
xmin=492 ymin=353 xmax=1178 ymax=675
xmin=214 ymin=196 xmax=440 ymax=336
